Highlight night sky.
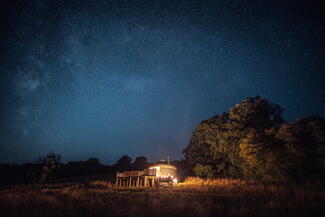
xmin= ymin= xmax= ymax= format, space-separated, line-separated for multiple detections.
xmin=0 ymin=0 xmax=324 ymax=164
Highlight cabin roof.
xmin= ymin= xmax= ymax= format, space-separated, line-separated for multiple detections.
xmin=149 ymin=163 xmax=176 ymax=169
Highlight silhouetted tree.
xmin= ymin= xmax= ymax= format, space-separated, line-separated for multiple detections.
xmin=113 ymin=155 xmax=132 ymax=172
xmin=84 ymin=158 xmax=102 ymax=167
xmin=132 ymin=156 xmax=149 ymax=170
xmin=29 ymin=153 xmax=62 ymax=184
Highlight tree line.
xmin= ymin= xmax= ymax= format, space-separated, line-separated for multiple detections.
xmin=184 ymin=96 xmax=325 ymax=184
xmin=0 ymin=154 xmax=190 ymax=185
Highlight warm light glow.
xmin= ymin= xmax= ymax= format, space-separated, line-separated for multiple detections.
xmin=172 ymin=178 xmax=178 ymax=184
xmin=149 ymin=166 xmax=161 ymax=170
xmin=156 ymin=175 xmax=169 ymax=178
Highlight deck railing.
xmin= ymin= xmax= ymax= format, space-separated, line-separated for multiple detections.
xmin=116 ymin=169 xmax=156 ymax=177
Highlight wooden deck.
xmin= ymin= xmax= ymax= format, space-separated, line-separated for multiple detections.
xmin=116 ymin=169 xmax=157 ymax=187
xmin=116 ymin=164 xmax=177 ymax=188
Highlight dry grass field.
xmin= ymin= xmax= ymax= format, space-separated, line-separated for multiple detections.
xmin=0 ymin=177 xmax=324 ymax=217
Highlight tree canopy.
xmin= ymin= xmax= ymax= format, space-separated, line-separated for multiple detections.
xmin=184 ymin=96 xmax=325 ymax=183
xmin=113 ymin=155 xmax=133 ymax=172
xmin=132 ymin=156 xmax=149 ymax=171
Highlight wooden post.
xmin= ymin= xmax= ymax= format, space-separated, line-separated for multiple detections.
xmin=152 ymin=177 xmax=155 ymax=188
xmin=144 ymin=176 xmax=148 ymax=187
xmin=136 ymin=177 xmax=139 ymax=187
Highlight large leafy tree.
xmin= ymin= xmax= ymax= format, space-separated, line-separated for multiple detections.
xmin=185 ymin=96 xmax=325 ymax=183
xmin=240 ymin=116 xmax=325 ymax=183
xmin=239 ymin=128 xmax=285 ymax=181
xmin=193 ymin=164 xmax=215 ymax=178
xmin=275 ymin=116 xmax=325 ymax=182
xmin=184 ymin=96 xmax=285 ymax=178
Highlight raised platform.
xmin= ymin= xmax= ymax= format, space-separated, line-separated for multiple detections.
xmin=116 ymin=169 xmax=154 ymax=178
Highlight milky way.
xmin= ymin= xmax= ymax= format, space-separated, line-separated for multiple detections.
xmin=0 ymin=0 xmax=324 ymax=163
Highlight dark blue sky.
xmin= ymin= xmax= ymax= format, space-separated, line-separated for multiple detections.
xmin=0 ymin=0 xmax=324 ymax=164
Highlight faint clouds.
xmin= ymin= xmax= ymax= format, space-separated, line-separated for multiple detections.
xmin=22 ymin=127 xmax=31 ymax=136
xmin=15 ymin=71 xmax=40 ymax=98
xmin=109 ymin=74 xmax=154 ymax=93
xmin=217 ymin=74 xmax=249 ymax=95
xmin=25 ymin=78 xmax=41 ymax=91
xmin=14 ymin=67 xmax=50 ymax=98
xmin=124 ymin=76 xmax=153 ymax=92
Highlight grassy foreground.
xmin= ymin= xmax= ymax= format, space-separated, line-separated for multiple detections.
xmin=0 ymin=177 xmax=324 ymax=217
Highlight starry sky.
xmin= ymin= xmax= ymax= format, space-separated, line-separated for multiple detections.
xmin=0 ymin=0 xmax=324 ymax=164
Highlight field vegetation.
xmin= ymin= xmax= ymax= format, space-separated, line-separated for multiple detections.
xmin=0 ymin=177 xmax=324 ymax=217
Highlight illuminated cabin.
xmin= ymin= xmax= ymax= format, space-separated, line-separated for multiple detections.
xmin=116 ymin=163 xmax=177 ymax=188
